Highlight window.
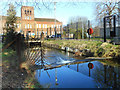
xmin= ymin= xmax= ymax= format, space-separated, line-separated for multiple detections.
xmin=46 ymin=31 xmax=47 ymax=35
xmin=27 ymin=16 xmax=29 ymax=19
xmin=57 ymin=25 xmax=58 ymax=28
xmin=25 ymin=10 xmax=26 ymax=14
xmin=25 ymin=24 xmax=27 ymax=29
xmin=30 ymin=25 xmax=32 ymax=28
xmin=27 ymin=10 xmax=29 ymax=14
xmin=28 ymin=24 xmax=29 ymax=28
xmin=39 ymin=24 xmax=41 ymax=28
xmin=43 ymin=24 xmax=44 ymax=28
xmin=51 ymin=25 xmax=53 ymax=28
xmin=30 ymin=16 xmax=31 ymax=20
xmin=60 ymin=25 xmax=61 ymax=28
xmin=45 ymin=24 xmax=47 ymax=28
xmin=30 ymin=11 xmax=31 ymax=15
xmin=37 ymin=24 xmax=38 ymax=28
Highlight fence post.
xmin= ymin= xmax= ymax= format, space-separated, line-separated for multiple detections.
xmin=104 ymin=17 xmax=106 ymax=42
xmin=113 ymin=15 xmax=116 ymax=37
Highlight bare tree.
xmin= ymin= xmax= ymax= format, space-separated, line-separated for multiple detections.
xmin=96 ymin=1 xmax=119 ymax=30
xmin=68 ymin=16 xmax=88 ymax=32
xmin=92 ymin=26 xmax=100 ymax=37
xmin=118 ymin=1 xmax=120 ymax=26
xmin=0 ymin=0 xmax=83 ymax=16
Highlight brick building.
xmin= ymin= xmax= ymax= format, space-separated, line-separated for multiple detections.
xmin=1 ymin=6 xmax=63 ymax=37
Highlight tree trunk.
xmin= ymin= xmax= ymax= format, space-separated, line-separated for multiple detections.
xmin=109 ymin=18 xmax=112 ymax=31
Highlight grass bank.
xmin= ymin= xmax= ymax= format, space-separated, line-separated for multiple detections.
xmin=43 ymin=39 xmax=120 ymax=59
xmin=2 ymin=47 xmax=42 ymax=88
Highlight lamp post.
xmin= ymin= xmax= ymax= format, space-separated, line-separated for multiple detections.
xmin=54 ymin=2 xmax=57 ymax=38
xmin=76 ymin=22 xmax=78 ymax=39
xmin=82 ymin=22 xmax=84 ymax=39
xmin=67 ymin=24 xmax=69 ymax=39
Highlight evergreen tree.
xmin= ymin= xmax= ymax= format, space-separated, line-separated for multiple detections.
xmin=5 ymin=4 xmax=17 ymax=32
xmin=4 ymin=4 xmax=17 ymax=50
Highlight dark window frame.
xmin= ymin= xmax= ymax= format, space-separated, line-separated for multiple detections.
xmin=27 ymin=10 xmax=29 ymax=14
xmin=30 ymin=10 xmax=31 ymax=15
xmin=25 ymin=10 xmax=26 ymax=14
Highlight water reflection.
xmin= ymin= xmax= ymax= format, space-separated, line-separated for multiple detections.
xmin=93 ymin=64 xmax=120 ymax=88
xmin=34 ymin=48 xmax=120 ymax=88
xmin=35 ymin=66 xmax=97 ymax=88
xmin=66 ymin=61 xmax=120 ymax=88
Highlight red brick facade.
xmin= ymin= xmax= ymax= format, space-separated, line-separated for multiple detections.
xmin=2 ymin=6 xmax=63 ymax=37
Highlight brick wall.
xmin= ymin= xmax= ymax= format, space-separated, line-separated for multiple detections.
xmin=1 ymin=6 xmax=63 ymax=37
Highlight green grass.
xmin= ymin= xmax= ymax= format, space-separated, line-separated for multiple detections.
xmin=44 ymin=39 xmax=120 ymax=58
xmin=2 ymin=47 xmax=26 ymax=69
xmin=2 ymin=49 xmax=16 ymax=57
xmin=0 ymin=43 xmax=2 ymax=49
xmin=45 ymin=39 xmax=103 ymax=49
xmin=24 ymin=71 xmax=43 ymax=88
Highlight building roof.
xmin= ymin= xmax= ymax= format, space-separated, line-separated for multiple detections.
xmin=34 ymin=18 xmax=60 ymax=22
xmin=2 ymin=16 xmax=61 ymax=23
xmin=21 ymin=6 xmax=34 ymax=8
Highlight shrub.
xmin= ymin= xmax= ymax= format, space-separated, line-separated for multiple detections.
xmin=3 ymin=32 xmax=26 ymax=51
xmin=96 ymin=48 xmax=105 ymax=57
xmin=3 ymin=31 xmax=17 ymax=50
xmin=96 ymin=42 xmax=102 ymax=46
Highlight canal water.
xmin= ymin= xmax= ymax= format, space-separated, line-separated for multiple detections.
xmin=34 ymin=48 xmax=120 ymax=88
